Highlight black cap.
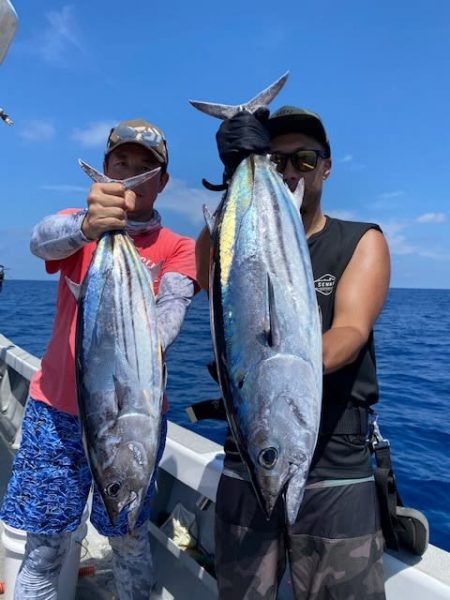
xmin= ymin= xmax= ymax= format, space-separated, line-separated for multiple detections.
xmin=268 ymin=105 xmax=331 ymax=157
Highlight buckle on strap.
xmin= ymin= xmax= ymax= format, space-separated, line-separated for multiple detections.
xmin=368 ymin=412 xmax=390 ymax=452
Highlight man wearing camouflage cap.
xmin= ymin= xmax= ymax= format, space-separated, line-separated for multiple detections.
xmin=196 ymin=106 xmax=390 ymax=599
xmin=1 ymin=118 xmax=198 ymax=599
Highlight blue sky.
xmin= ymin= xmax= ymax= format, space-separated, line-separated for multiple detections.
xmin=1 ymin=0 xmax=450 ymax=287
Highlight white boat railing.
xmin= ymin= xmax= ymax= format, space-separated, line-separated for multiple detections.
xmin=1 ymin=333 xmax=450 ymax=599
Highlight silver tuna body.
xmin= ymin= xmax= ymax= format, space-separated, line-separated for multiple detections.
xmin=210 ymin=155 xmax=322 ymax=524
xmin=75 ymin=231 xmax=163 ymax=530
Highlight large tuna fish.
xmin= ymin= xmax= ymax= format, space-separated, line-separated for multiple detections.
xmin=192 ymin=76 xmax=322 ymax=523
xmin=71 ymin=160 xmax=164 ymax=530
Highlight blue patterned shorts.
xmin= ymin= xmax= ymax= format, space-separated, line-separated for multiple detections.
xmin=0 ymin=398 xmax=167 ymax=537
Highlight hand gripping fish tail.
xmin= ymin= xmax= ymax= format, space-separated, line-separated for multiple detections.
xmin=190 ymin=71 xmax=289 ymax=189
xmin=189 ymin=71 xmax=289 ymax=120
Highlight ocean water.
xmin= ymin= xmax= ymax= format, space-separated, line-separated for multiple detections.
xmin=0 ymin=280 xmax=449 ymax=552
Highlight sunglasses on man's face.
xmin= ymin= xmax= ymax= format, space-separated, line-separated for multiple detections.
xmin=270 ymin=149 xmax=328 ymax=173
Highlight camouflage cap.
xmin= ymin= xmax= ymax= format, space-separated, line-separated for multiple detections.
xmin=105 ymin=118 xmax=169 ymax=166
xmin=268 ymin=106 xmax=331 ymax=157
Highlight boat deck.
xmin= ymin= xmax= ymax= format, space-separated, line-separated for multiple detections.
xmin=0 ymin=418 xmax=149 ymax=599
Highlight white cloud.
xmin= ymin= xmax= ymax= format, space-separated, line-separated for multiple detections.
xmin=416 ymin=212 xmax=447 ymax=224
xmin=335 ymin=153 xmax=366 ymax=170
xmin=72 ymin=122 xmax=115 ymax=147
xmin=378 ymin=190 xmax=405 ymax=200
xmin=326 ymin=209 xmax=357 ymax=221
xmin=19 ymin=120 xmax=55 ymax=142
xmin=385 ymin=232 xmax=418 ymax=256
xmin=41 ymin=185 xmax=86 ymax=194
xmin=160 ymin=178 xmax=219 ymax=225
xmin=379 ymin=218 xmax=450 ymax=261
xmin=31 ymin=5 xmax=83 ymax=66
xmin=418 ymin=248 xmax=450 ymax=260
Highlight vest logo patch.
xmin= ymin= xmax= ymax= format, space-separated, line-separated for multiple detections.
xmin=315 ymin=274 xmax=336 ymax=296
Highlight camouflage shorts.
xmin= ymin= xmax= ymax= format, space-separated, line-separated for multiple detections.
xmin=215 ymin=473 xmax=385 ymax=600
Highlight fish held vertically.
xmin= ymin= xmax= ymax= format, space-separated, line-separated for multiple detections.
xmin=72 ymin=161 xmax=164 ymax=530
xmin=210 ymin=154 xmax=322 ymax=523
xmin=191 ymin=73 xmax=322 ymax=523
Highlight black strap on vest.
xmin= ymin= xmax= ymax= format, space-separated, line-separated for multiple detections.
xmin=320 ymin=405 xmax=369 ymax=436
xmin=369 ymin=414 xmax=429 ymax=555
xmin=189 ymin=362 xmax=372 ymax=434
xmin=370 ymin=424 xmax=403 ymax=550
xmin=188 ymin=396 xmax=370 ymax=438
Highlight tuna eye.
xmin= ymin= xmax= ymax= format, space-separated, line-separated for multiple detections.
xmin=258 ymin=447 xmax=278 ymax=469
xmin=106 ymin=482 xmax=121 ymax=497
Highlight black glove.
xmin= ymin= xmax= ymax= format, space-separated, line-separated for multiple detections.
xmin=216 ymin=107 xmax=270 ymax=180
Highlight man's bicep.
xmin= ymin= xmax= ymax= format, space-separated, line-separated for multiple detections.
xmin=332 ymin=229 xmax=390 ymax=337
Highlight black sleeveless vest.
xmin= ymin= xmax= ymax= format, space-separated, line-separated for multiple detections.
xmin=307 ymin=216 xmax=382 ymax=479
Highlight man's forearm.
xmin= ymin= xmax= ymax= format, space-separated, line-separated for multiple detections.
xmin=322 ymin=326 xmax=367 ymax=375
xmin=30 ymin=211 xmax=91 ymax=261
xmin=156 ymin=272 xmax=194 ymax=351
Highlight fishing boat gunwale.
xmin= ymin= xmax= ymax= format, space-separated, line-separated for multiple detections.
xmin=1 ymin=332 xmax=450 ymax=599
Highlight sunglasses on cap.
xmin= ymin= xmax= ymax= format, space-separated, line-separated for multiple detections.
xmin=270 ymin=149 xmax=328 ymax=173
xmin=111 ymin=125 xmax=164 ymax=147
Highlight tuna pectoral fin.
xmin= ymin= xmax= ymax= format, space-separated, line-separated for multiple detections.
xmin=265 ymin=274 xmax=281 ymax=348
xmin=285 ymin=467 xmax=308 ymax=525
xmin=291 ymin=178 xmax=305 ymax=210
xmin=203 ymin=204 xmax=215 ymax=235
xmin=65 ymin=276 xmax=81 ymax=301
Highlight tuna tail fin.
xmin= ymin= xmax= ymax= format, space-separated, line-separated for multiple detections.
xmin=265 ymin=274 xmax=281 ymax=348
xmin=189 ymin=72 xmax=289 ymax=120
xmin=121 ymin=168 xmax=161 ymax=190
xmin=78 ymin=159 xmax=160 ymax=190
xmin=78 ymin=159 xmax=111 ymax=184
